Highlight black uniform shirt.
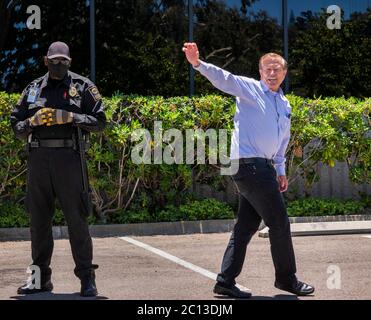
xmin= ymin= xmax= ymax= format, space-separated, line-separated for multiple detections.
xmin=11 ymin=71 xmax=106 ymax=140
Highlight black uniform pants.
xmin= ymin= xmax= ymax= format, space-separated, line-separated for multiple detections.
xmin=25 ymin=147 xmax=95 ymax=281
xmin=216 ymin=158 xmax=297 ymax=287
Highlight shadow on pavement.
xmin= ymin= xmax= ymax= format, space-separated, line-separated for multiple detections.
xmin=10 ymin=292 xmax=109 ymax=300
xmin=253 ymin=294 xmax=300 ymax=300
xmin=214 ymin=294 xmax=299 ymax=300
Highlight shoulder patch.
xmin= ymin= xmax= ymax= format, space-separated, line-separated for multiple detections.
xmin=88 ymin=86 xmax=102 ymax=102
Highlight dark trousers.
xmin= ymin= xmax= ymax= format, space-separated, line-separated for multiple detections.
xmin=216 ymin=159 xmax=297 ymax=286
xmin=25 ymin=147 xmax=95 ymax=281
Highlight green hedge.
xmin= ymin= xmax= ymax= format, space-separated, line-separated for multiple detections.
xmin=0 ymin=197 xmax=368 ymax=228
xmin=287 ymin=198 xmax=369 ymax=217
xmin=0 ymin=198 xmax=234 ymax=228
xmin=111 ymin=198 xmax=235 ymax=224
xmin=0 ymin=92 xmax=370 ymax=222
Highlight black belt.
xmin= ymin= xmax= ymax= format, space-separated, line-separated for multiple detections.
xmin=238 ymin=157 xmax=273 ymax=165
xmin=29 ymin=139 xmax=74 ymax=148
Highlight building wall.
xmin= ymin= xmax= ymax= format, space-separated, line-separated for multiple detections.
xmin=193 ymin=161 xmax=370 ymax=205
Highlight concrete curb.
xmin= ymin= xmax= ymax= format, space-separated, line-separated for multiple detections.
xmin=259 ymin=220 xmax=371 ymax=238
xmin=1 ymin=214 xmax=370 ymax=242
xmin=287 ymin=214 xmax=371 ymax=224
xmin=0 ymin=219 xmax=237 ymax=242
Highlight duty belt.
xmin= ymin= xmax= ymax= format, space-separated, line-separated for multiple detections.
xmin=28 ymin=139 xmax=75 ymax=148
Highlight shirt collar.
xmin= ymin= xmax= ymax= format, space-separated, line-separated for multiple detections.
xmin=260 ymin=80 xmax=284 ymax=97
xmin=40 ymin=71 xmax=71 ymax=89
xmin=62 ymin=71 xmax=72 ymax=87
xmin=39 ymin=73 xmax=49 ymax=90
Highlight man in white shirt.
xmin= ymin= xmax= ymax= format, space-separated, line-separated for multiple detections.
xmin=183 ymin=42 xmax=314 ymax=298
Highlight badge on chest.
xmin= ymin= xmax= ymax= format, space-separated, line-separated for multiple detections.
xmin=27 ymin=86 xmax=39 ymax=103
xmin=69 ymin=85 xmax=78 ymax=97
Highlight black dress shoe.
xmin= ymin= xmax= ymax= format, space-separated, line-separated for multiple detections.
xmin=17 ymin=280 xmax=53 ymax=295
xmin=213 ymin=283 xmax=251 ymax=299
xmin=80 ymin=277 xmax=98 ymax=297
xmin=275 ymin=280 xmax=315 ymax=296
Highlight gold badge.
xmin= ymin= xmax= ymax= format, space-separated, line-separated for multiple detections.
xmin=69 ymin=86 xmax=77 ymax=97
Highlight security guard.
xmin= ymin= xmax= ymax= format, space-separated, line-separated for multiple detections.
xmin=11 ymin=42 xmax=106 ymax=297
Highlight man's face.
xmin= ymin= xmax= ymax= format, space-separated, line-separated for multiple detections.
xmin=259 ymin=57 xmax=287 ymax=92
xmin=44 ymin=57 xmax=71 ymax=79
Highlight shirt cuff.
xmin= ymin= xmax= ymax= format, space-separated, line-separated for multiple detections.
xmin=192 ymin=60 xmax=205 ymax=71
xmin=25 ymin=118 xmax=33 ymax=129
xmin=72 ymin=112 xmax=84 ymax=126
xmin=275 ymin=164 xmax=286 ymax=177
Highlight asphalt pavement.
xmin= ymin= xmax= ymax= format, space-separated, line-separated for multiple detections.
xmin=0 ymin=233 xmax=370 ymax=300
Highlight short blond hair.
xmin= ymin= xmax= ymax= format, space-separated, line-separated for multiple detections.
xmin=259 ymin=53 xmax=288 ymax=70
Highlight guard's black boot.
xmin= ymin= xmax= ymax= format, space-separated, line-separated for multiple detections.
xmin=80 ymin=274 xmax=98 ymax=297
xmin=17 ymin=279 xmax=53 ymax=295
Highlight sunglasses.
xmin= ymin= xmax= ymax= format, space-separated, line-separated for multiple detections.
xmin=48 ymin=58 xmax=70 ymax=65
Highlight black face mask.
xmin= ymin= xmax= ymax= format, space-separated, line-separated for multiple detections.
xmin=48 ymin=62 xmax=69 ymax=80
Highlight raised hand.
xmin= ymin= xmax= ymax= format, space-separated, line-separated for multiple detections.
xmin=182 ymin=42 xmax=200 ymax=67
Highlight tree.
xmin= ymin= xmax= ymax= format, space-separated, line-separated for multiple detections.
xmin=0 ymin=0 xmax=189 ymax=96
xmin=194 ymin=0 xmax=281 ymax=94
xmin=2 ymin=1 xmax=369 ymax=98
xmin=0 ymin=0 xmax=90 ymax=92
xmin=0 ymin=0 xmax=20 ymax=52
xmin=289 ymin=9 xmax=371 ymax=98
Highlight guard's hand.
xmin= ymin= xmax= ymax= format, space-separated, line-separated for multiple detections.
xmin=277 ymin=175 xmax=288 ymax=193
xmin=45 ymin=109 xmax=74 ymax=126
xmin=28 ymin=107 xmax=54 ymax=127
xmin=182 ymin=42 xmax=200 ymax=67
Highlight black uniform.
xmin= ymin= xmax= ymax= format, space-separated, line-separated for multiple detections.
xmin=11 ymin=71 xmax=106 ymax=282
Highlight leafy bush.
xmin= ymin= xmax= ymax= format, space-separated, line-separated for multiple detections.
xmin=0 ymin=203 xmax=96 ymax=228
xmin=155 ymin=198 xmax=235 ymax=222
xmin=287 ymin=95 xmax=370 ymax=193
xmin=0 ymin=203 xmax=29 ymax=228
xmin=0 ymin=198 xmax=234 ymax=227
xmin=1 ymin=197 xmax=368 ymax=228
xmin=110 ymin=208 xmax=152 ymax=224
xmin=110 ymin=198 xmax=235 ymax=224
xmin=0 ymin=92 xmax=369 ymax=221
xmin=287 ymin=198 xmax=368 ymax=217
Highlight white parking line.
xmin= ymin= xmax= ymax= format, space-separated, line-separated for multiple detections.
xmin=119 ymin=236 xmax=250 ymax=292
xmin=362 ymin=235 xmax=371 ymax=239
